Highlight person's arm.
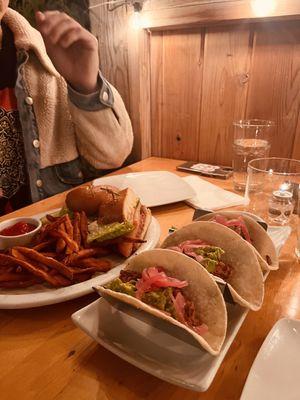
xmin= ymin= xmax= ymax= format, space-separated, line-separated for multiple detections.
xmin=35 ymin=11 xmax=133 ymax=169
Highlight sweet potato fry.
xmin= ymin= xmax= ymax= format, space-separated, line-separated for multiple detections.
xmin=0 ymin=255 xmax=17 ymax=268
xmin=70 ymin=266 xmax=97 ymax=274
xmin=14 ymin=247 xmax=74 ymax=280
xmin=72 ymin=257 xmax=112 ymax=272
xmin=64 ymin=215 xmax=74 ymax=239
xmin=40 ymin=252 xmax=58 ymax=258
xmin=51 ymin=274 xmax=71 ymax=286
xmin=50 ymin=230 xmax=79 ymax=253
xmin=0 ymin=272 xmax=31 ymax=282
xmin=80 ymin=211 xmax=88 ymax=247
xmin=73 ymin=211 xmax=81 ymax=247
xmin=73 ymin=272 xmax=93 ymax=283
xmin=0 ymin=253 xmax=61 ymax=287
xmin=56 ymin=223 xmax=66 ymax=253
xmin=0 ymin=265 xmax=14 ymax=273
xmin=46 ymin=214 xmax=57 ymax=222
xmin=64 ymin=216 xmax=76 ymax=254
xmin=39 ymin=215 xmax=67 ymax=241
xmin=0 ymin=278 xmax=42 ymax=288
xmin=11 ymin=249 xmax=72 ymax=287
xmin=33 ymin=240 xmax=55 ymax=252
xmin=11 ymin=248 xmax=48 ymax=272
xmin=67 ymin=247 xmax=111 ymax=265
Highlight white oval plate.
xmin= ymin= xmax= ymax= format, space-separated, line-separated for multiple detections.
xmin=93 ymin=171 xmax=196 ymax=208
xmin=0 ymin=211 xmax=161 ymax=309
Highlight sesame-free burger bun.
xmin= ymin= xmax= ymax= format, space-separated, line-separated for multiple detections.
xmin=65 ymin=184 xmax=120 ymax=215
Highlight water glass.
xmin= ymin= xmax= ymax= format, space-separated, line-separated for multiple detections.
xmin=245 ymin=158 xmax=300 ymax=226
xmin=232 ymin=119 xmax=274 ymax=191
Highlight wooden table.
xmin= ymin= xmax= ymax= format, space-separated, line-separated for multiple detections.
xmin=0 ymin=157 xmax=298 ymax=400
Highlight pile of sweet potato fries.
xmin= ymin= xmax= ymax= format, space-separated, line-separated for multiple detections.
xmin=0 ymin=212 xmax=113 ymax=289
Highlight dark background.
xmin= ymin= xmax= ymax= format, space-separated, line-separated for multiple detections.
xmin=9 ymin=0 xmax=91 ymax=29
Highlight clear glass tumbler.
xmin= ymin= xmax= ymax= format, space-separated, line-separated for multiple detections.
xmin=232 ymin=119 xmax=274 ymax=191
xmin=245 ymin=158 xmax=300 ymax=226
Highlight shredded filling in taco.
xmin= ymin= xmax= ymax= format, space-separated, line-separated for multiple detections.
xmin=161 ymin=222 xmax=264 ymax=311
xmin=107 ymin=267 xmax=208 ymax=336
xmin=197 ymin=212 xmax=278 ymax=271
xmin=167 ymin=240 xmax=232 ymax=280
xmin=209 ymin=215 xmax=252 ymax=243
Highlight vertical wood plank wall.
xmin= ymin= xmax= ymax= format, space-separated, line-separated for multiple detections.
xmin=90 ymin=3 xmax=300 ymax=165
xmin=150 ymin=21 xmax=300 ymax=165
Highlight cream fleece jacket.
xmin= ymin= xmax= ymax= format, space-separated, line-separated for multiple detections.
xmin=2 ymin=8 xmax=133 ymax=170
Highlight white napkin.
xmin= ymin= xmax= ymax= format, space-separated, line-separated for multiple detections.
xmin=182 ymin=175 xmax=246 ymax=210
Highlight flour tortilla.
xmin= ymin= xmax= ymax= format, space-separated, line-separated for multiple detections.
xmin=197 ymin=211 xmax=278 ymax=271
xmin=96 ymin=249 xmax=227 ymax=356
xmin=161 ymin=221 xmax=264 ymax=311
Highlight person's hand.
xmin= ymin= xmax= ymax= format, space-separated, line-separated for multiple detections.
xmin=35 ymin=11 xmax=99 ymax=94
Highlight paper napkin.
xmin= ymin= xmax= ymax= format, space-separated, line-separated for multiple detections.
xmin=182 ymin=175 xmax=246 ymax=210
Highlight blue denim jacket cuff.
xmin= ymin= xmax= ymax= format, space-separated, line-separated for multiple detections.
xmin=67 ymin=70 xmax=114 ymax=111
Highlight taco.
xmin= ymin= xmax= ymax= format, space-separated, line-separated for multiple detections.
xmin=96 ymin=249 xmax=227 ymax=355
xmin=196 ymin=211 xmax=278 ymax=270
xmin=161 ymin=221 xmax=264 ymax=311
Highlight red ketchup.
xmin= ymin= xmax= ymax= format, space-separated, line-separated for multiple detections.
xmin=0 ymin=222 xmax=37 ymax=236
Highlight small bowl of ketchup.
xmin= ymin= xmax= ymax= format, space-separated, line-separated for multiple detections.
xmin=0 ymin=217 xmax=42 ymax=250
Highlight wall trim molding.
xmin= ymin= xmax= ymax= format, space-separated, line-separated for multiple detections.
xmin=142 ymin=0 xmax=300 ymax=30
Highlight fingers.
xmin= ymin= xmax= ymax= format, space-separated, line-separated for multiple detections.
xmin=59 ymin=28 xmax=86 ymax=49
xmin=35 ymin=10 xmax=60 ymax=31
xmin=36 ymin=11 xmax=76 ymax=40
xmin=35 ymin=11 xmax=97 ymax=49
xmin=48 ymin=19 xmax=75 ymax=45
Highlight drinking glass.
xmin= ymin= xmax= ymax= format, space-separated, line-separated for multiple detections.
xmin=232 ymin=119 xmax=274 ymax=191
xmin=245 ymin=158 xmax=300 ymax=226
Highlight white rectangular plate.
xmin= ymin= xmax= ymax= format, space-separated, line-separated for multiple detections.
xmin=0 ymin=211 xmax=161 ymax=309
xmin=241 ymin=318 xmax=300 ymax=400
xmin=93 ymin=171 xmax=196 ymax=208
xmin=72 ymin=298 xmax=247 ymax=392
xmin=72 ymin=226 xmax=290 ymax=391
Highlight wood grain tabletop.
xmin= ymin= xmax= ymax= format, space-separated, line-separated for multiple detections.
xmin=0 ymin=157 xmax=298 ymax=400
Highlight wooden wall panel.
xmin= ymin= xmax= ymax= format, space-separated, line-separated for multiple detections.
xmin=150 ymin=32 xmax=164 ymax=156
xmin=245 ymin=21 xmax=300 ymax=159
xmin=90 ymin=2 xmax=130 ymax=107
xmin=150 ymin=29 xmax=204 ymax=160
xmin=90 ymin=2 xmax=300 ymax=165
xmin=150 ymin=22 xmax=300 ymax=164
xmin=127 ymin=28 xmax=152 ymax=161
xmin=90 ymin=2 xmax=151 ymax=162
xmin=198 ymin=25 xmax=252 ymax=165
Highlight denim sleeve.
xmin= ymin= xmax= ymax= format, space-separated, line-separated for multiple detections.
xmin=67 ymin=70 xmax=114 ymax=111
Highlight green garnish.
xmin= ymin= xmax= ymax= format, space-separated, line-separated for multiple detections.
xmin=142 ymin=287 xmax=175 ymax=316
xmin=87 ymin=221 xmax=134 ymax=243
xmin=195 ymin=246 xmax=225 ymax=273
xmin=107 ymin=278 xmax=136 ymax=296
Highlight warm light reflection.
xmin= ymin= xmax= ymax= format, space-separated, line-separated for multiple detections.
xmin=280 ymin=182 xmax=291 ymax=192
xmin=251 ymin=0 xmax=277 ymax=17
xmin=285 ymin=290 xmax=300 ymax=319
xmin=131 ymin=10 xmax=148 ymax=29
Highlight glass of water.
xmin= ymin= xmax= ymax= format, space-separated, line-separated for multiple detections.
xmin=245 ymin=158 xmax=300 ymax=226
xmin=232 ymin=119 xmax=274 ymax=191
